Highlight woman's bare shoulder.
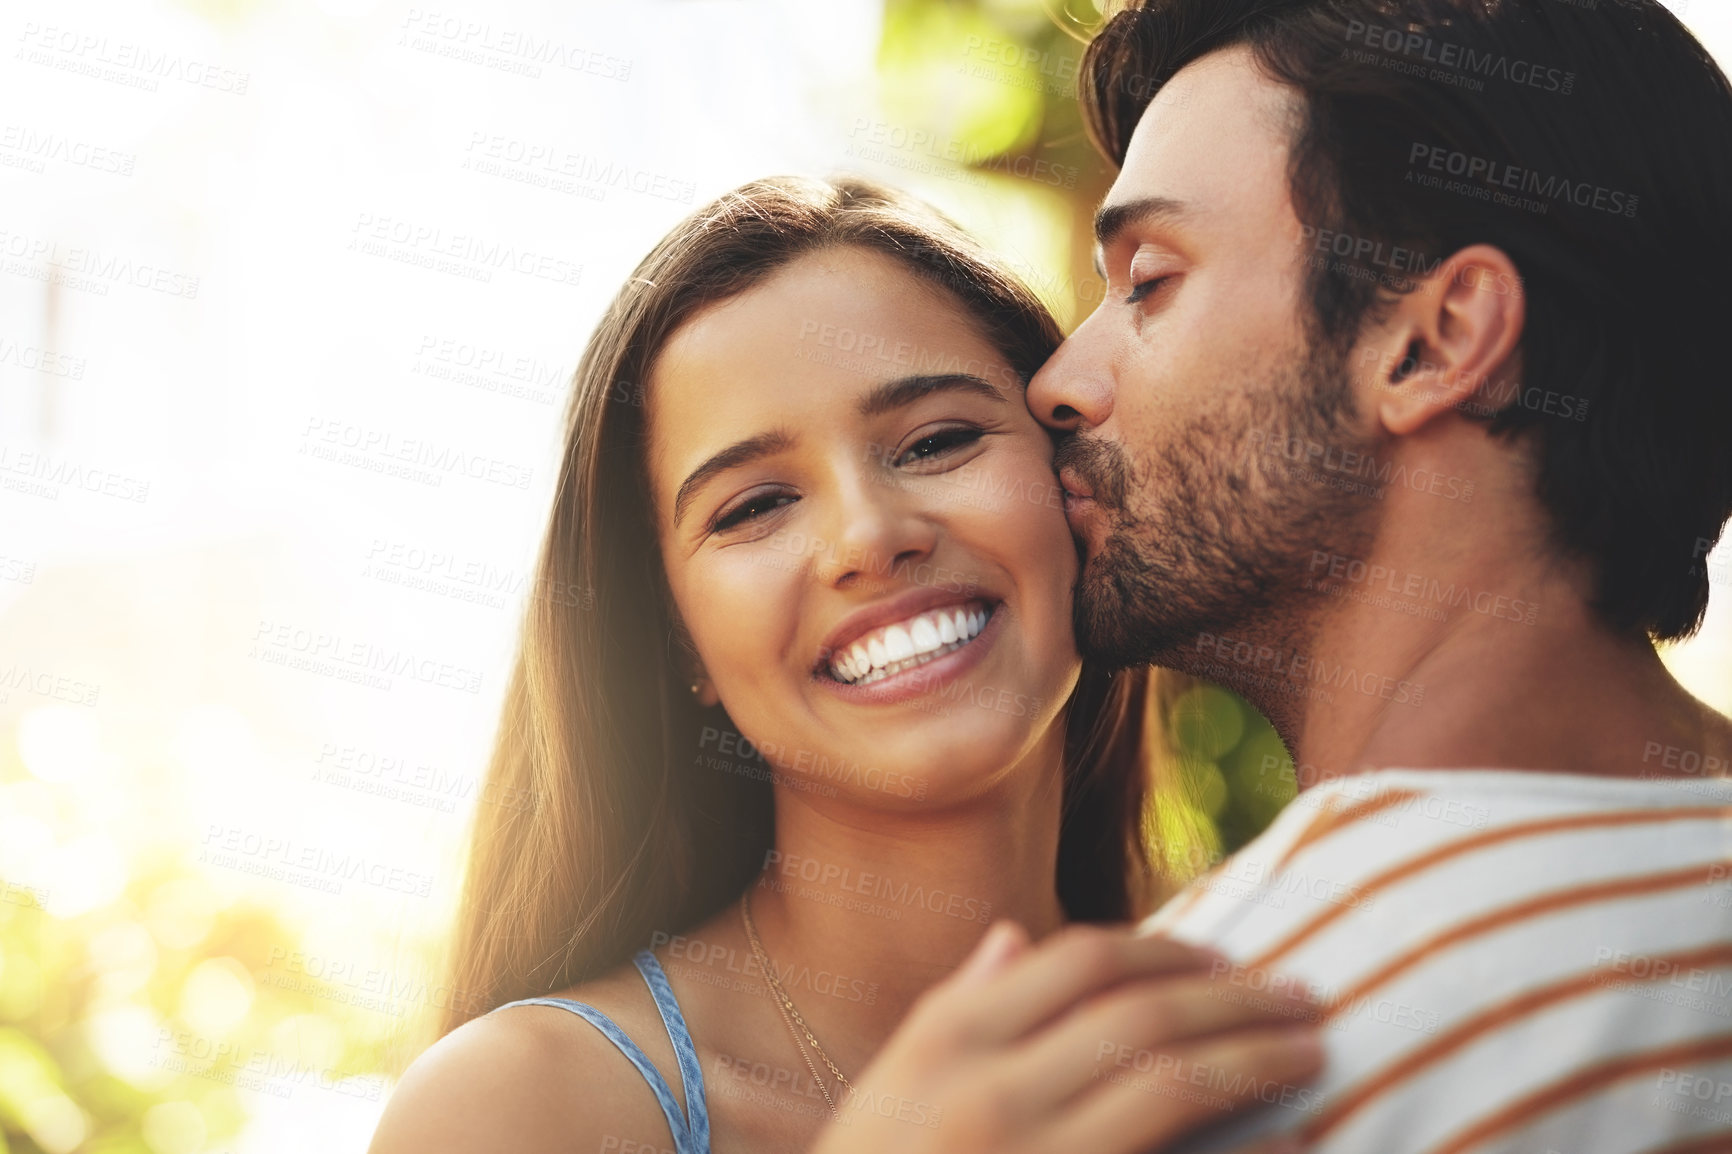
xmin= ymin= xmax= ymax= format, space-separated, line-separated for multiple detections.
xmin=367 ymin=966 xmax=681 ymax=1154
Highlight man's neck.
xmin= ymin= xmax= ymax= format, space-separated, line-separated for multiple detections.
xmin=1217 ymin=518 xmax=1732 ymax=788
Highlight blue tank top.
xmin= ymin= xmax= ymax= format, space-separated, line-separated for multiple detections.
xmin=493 ymin=949 xmax=711 ymax=1154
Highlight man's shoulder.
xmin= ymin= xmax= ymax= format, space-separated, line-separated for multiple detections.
xmin=1143 ymin=768 xmax=1732 ymax=1153
xmin=1146 ymin=766 xmax=1732 ymax=945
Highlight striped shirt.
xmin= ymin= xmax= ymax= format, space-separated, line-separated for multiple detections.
xmin=1139 ymin=769 xmax=1732 ymax=1154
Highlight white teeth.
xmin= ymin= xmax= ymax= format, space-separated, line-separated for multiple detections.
xmin=827 ymin=602 xmax=994 ymax=685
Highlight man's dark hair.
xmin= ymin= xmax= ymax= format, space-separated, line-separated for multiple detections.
xmin=1082 ymin=0 xmax=1732 ymax=641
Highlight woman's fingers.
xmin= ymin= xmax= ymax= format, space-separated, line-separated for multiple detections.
xmin=992 ymin=968 xmax=1320 ymax=1110
xmin=1033 ymin=1025 xmax=1324 ymax=1153
xmin=940 ymin=926 xmax=1227 ymax=1047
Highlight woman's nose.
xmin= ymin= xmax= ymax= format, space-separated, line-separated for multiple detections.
xmin=812 ymin=466 xmax=939 ymax=590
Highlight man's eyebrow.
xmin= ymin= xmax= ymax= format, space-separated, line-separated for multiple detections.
xmin=1094 ymin=195 xmax=1193 ymax=254
xmin=857 ymin=373 xmax=1007 ymax=418
xmin=673 ymin=428 xmax=797 ymax=528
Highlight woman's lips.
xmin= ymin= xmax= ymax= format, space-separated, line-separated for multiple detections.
xmin=819 ymin=601 xmax=1005 ymax=706
xmin=826 ymin=600 xmax=991 ymax=685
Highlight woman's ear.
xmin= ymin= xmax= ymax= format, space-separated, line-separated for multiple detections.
xmin=667 ymin=600 xmax=722 ymax=708
xmin=689 ymin=671 xmax=721 ymax=708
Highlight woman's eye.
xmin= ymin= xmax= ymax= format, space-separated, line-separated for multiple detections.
xmin=895 ymin=427 xmax=984 ymax=467
xmin=711 ymin=491 xmax=796 ymax=533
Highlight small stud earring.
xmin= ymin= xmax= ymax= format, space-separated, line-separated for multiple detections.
xmin=690 ymin=681 xmax=702 ymax=695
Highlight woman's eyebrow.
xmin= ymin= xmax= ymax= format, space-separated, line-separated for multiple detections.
xmin=857 ymin=373 xmax=1005 ymax=417
xmin=673 ymin=428 xmax=797 ymax=528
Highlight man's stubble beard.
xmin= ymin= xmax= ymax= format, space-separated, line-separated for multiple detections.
xmin=1058 ymin=329 xmax=1382 ymax=698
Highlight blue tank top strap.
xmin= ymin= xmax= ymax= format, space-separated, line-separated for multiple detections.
xmin=631 ymin=949 xmax=710 ymax=1152
xmin=493 ymin=950 xmax=709 ymax=1153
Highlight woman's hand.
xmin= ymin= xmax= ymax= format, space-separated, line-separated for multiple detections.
xmin=810 ymin=922 xmax=1320 ymax=1154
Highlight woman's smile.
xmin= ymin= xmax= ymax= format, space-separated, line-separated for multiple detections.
xmin=818 ymin=594 xmax=1003 ymax=704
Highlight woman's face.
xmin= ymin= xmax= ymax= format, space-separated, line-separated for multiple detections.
xmin=647 ymin=246 xmax=1081 ymax=806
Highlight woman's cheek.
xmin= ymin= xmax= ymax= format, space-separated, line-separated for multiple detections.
xmin=685 ymin=546 xmax=803 ymax=684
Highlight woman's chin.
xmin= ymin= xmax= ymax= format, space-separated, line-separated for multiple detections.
xmin=830 ymin=711 xmax=1064 ymax=809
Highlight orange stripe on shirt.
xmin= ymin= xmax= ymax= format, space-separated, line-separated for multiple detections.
xmin=1425 ymin=1033 xmax=1732 ymax=1154
xmin=1301 ymin=942 xmax=1732 ymax=1143
xmin=1269 ymin=787 xmax=1425 ymax=876
xmin=1323 ymin=861 xmax=1727 ymax=1017
xmin=1251 ymin=806 xmax=1732 ymax=971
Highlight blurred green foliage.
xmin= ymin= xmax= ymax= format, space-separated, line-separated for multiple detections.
xmin=0 ymin=796 xmax=398 ymax=1153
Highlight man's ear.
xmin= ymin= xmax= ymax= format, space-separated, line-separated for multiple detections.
xmin=1350 ymin=244 xmax=1526 ymax=436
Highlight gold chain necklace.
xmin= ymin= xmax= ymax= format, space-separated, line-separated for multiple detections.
xmin=740 ymin=887 xmax=854 ymax=1117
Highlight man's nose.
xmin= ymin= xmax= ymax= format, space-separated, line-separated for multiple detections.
xmin=1027 ymin=308 xmax=1116 ymax=432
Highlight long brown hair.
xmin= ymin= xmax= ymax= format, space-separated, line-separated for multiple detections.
xmin=441 ymin=176 xmax=1170 ymax=1035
